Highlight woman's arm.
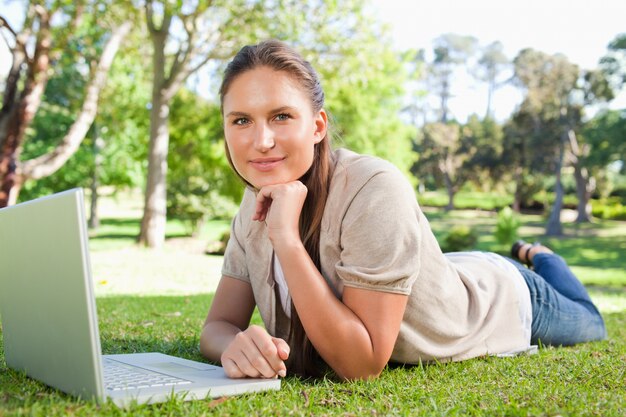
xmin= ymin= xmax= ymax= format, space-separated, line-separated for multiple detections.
xmin=274 ymin=237 xmax=407 ymax=380
xmin=200 ymin=275 xmax=289 ymax=378
xmin=253 ymin=181 xmax=410 ymax=380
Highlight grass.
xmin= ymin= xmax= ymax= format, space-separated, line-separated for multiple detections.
xmin=1 ymin=197 xmax=625 ymax=416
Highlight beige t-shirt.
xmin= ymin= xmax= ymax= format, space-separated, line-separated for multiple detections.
xmin=221 ymin=148 xmax=531 ymax=363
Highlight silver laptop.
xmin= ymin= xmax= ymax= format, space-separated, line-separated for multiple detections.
xmin=0 ymin=188 xmax=280 ymax=407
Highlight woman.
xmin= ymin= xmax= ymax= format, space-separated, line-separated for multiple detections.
xmin=199 ymin=40 xmax=607 ymax=380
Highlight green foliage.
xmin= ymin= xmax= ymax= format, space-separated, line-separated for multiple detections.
xmin=291 ymin=1 xmax=417 ymax=180
xmin=442 ymin=225 xmax=478 ymax=252
xmin=459 ymin=115 xmax=505 ymax=189
xmin=418 ymin=190 xmax=513 ymax=211
xmin=15 ymin=3 xmax=147 ymax=202
xmin=600 ymin=33 xmax=626 ymax=93
xmin=582 ymin=109 xmax=626 ymax=171
xmin=167 ymin=89 xmax=241 ymax=231
xmin=92 ymin=29 xmax=153 ymax=190
xmin=494 ymin=206 xmax=520 ymax=246
xmin=591 ymin=198 xmax=626 ymax=220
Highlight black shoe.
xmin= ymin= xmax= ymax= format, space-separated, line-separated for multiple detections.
xmin=511 ymin=240 xmax=539 ymax=267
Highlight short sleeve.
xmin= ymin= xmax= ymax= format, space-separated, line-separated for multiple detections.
xmin=220 ymin=209 xmax=250 ymax=283
xmin=335 ymin=169 xmax=421 ymax=294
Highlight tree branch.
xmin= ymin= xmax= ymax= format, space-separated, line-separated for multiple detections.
xmin=20 ymin=21 xmax=132 ymax=180
xmin=145 ymin=1 xmax=157 ymax=33
xmin=0 ymin=15 xmax=18 ymax=39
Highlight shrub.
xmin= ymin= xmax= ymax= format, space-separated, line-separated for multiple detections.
xmin=442 ymin=225 xmax=478 ymax=252
xmin=206 ymin=230 xmax=231 ymax=255
xmin=591 ymin=199 xmax=626 ymax=220
xmin=494 ymin=207 xmax=520 ymax=246
xmin=609 ymin=187 xmax=626 ymax=204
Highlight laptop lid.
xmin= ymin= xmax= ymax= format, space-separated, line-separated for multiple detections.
xmin=0 ymin=188 xmax=105 ymax=401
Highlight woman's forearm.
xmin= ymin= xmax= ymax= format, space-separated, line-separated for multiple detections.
xmin=199 ymin=321 xmax=241 ymax=363
xmin=273 ymin=237 xmax=390 ymax=379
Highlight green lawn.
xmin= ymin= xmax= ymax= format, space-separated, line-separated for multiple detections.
xmin=1 ymin=205 xmax=625 ymax=416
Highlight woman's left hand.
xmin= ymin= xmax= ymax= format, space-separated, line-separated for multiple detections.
xmin=252 ymin=181 xmax=308 ymax=243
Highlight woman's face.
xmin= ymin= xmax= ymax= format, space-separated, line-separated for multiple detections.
xmin=222 ymin=66 xmax=327 ymax=189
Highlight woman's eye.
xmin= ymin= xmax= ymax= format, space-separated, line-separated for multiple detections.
xmin=274 ymin=113 xmax=291 ymax=121
xmin=233 ymin=118 xmax=249 ymax=126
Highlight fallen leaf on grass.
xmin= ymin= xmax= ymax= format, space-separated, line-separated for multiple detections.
xmin=301 ymin=390 xmax=310 ymax=407
xmin=208 ymin=397 xmax=229 ymax=408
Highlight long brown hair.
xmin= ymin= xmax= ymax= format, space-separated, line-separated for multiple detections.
xmin=219 ymin=40 xmax=334 ymax=377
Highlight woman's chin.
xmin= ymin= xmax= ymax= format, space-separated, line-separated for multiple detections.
xmin=249 ymin=176 xmax=301 ymax=189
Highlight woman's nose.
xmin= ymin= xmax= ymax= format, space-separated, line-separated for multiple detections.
xmin=253 ymin=124 xmax=275 ymax=152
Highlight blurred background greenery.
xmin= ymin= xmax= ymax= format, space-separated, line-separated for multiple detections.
xmin=1 ymin=0 xmax=625 ymax=247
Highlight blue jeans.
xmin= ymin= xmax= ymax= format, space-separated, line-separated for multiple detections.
xmin=508 ymin=253 xmax=607 ymax=346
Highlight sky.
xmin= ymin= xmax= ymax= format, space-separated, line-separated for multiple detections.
xmin=369 ymin=0 xmax=626 ymax=121
xmin=1 ymin=0 xmax=625 ymax=121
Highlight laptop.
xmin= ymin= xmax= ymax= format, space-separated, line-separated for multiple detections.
xmin=0 ymin=188 xmax=280 ymax=407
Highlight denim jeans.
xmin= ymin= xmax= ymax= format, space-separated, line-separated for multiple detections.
xmin=508 ymin=253 xmax=607 ymax=346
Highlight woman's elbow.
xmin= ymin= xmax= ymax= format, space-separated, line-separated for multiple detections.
xmin=334 ymin=360 xmax=387 ymax=381
xmin=198 ymin=324 xmax=220 ymax=362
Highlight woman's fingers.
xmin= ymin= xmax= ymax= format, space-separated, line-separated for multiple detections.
xmin=251 ymin=182 xmax=308 ymax=243
xmin=272 ymin=337 xmax=290 ymax=361
xmin=222 ymin=326 xmax=288 ymax=379
xmin=221 ymin=357 xmax=246 ymax=379
xmin=252 ymin=190 xmax=272 ymax=222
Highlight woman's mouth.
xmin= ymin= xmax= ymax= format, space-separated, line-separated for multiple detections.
xmin=249 ymin=157 xmax=285 ymax=172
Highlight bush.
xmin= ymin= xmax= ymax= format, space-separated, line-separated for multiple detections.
xmin=591 ymin=198 xmax=626 ymax=220
xmin=494 ymin=207 xmax=520 ymax=246
xmin=609 ymin=187 xmax=626 ymax=204
xmin=442 ymin=225 xmax=478 ymax=252
xmin=206 ymin=230 xmax=230 ymax=255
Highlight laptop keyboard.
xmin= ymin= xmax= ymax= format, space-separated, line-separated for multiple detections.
xmin=103 ymin=359 xmax=192 ymax=391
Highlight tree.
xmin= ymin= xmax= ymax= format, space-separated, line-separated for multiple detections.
xmin=0 ymin=2 xmax=131 ymax=207
xmin=17 ymin=25 xmax=149 ymax=212
xmin=600 ymin=33 xmax=626 ymax=94
xmin=474 ymin=41 xmax=510 ymax=119
xmin=138 ymin=0 xmax=418 ymax=247
xmin=567 ymin=69 xmax=614 ymax=222
xmin=417 ymin=122 xmax=464 ymax=210
xmin=511 ymin=48 xmax=614 ymax=232
xmin=459 ymin=115 xmax=504 ymax=190
xmin=139 ymin=0 xmax=276 ymax=247
xmin=512 ymin=49 xmax=580 ymax=235
xmin=428 ymin=33 xmax=478 ymax=123
xmin=502 ymin=107 xmax=549 ymax=212
xmin=582 ymin=109 xmax=626 ymax=192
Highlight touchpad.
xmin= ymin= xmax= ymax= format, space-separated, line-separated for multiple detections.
xmin=149 ymin=362 xmax=217 ymax=372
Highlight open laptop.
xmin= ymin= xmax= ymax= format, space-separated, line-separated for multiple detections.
xmin=0 ymin=188 xmax=280 ymax=407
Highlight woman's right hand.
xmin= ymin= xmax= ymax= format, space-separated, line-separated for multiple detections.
xmin=220 ymin=325 xmax=290 ymax=379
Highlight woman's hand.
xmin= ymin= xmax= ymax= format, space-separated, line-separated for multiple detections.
xmin=252 ymin=181 xmax=308 ymax=243
xmin=220 ymin=325 xmax=290 ymax=379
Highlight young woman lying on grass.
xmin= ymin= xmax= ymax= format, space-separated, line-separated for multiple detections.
xmin=199 ymin=40 xmax=607 ymax=380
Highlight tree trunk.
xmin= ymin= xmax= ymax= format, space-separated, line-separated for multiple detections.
xmin=513 ymin=165 xmax=523 ymax=212
xmin=574 ymin=165 xmax=594 ymax=223
xmin=138 ymin=89 xmax=170 ymax=248
xmin=440 ymin=76 xmax=450 ymax=123
xmin=0 ymin=8 xmax=52 ymax=207
xmin=138 ymin=18 xmax=170 ymax=248
xmin=485 ymin=80 xmax=494 ymax=119
xmin=88 ymin=132 xmax=104 ymax=229
xmin=443 ymin=171 xmax=455 ymax=211
xmin=567 ymin=129 xmax=594 ymax=223
xmin=546 ymin=128 xmax=567 ymax=236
